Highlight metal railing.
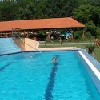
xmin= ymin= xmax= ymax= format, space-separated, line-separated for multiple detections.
xmin=11 ymin=29 xmax=40 ymax=51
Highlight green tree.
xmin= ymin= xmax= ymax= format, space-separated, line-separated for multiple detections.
xmin=73 ymin=4 xmax=100 ymax=38
xmin=73 ymin=4 xmax=94 ymax=23
xmin=16 ymin=0 xmax=35 ymax=19
xmin=0 ymin=1 xmax=18 ymax=21
xmin=96 ymin=27 xmax=100 ymax=38
xmin=90 ymin=7 xmax=100 ymax=26
xmin=33 ymin=0 xmax=47 ymax=19
xmin=85 ymin=21 xmax=97 ymax=37
xmin=46 ymin=0 xmax=80 ymax=18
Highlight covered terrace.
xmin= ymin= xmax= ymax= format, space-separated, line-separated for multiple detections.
xmin=0 ymin=17 xmax=85 ymax=38
xmin=0 ymin=17 xmax=85 ymax=50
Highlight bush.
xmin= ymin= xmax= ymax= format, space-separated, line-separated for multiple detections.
xmin=86 ymin=45 xmax=95 ymax=55
xmin=96 ymin=27 xmax=100 ymax=38
xmin=85 ymin=21 xmax=97 ymax=37
xmin=85 ymin=32 xmax=91 ymax=39
xmin=74 ymin=31 xmax=82 ymax=40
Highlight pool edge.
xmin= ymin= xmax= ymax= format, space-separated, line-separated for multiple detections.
xmin=78 ymin=50 xmax=100 ymax=94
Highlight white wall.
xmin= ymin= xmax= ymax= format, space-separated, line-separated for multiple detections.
xmin=25 ymin=38 xmax=39 ymax=51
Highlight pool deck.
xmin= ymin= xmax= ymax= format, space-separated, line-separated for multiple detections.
xmin=26 ymin=47 xmax=81 ymax=51
xmin=39 ymin=47 xmax=77 ymax=51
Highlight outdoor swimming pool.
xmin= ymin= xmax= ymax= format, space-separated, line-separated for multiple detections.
xmin=0 ymin=51 xmax=100 ymax=100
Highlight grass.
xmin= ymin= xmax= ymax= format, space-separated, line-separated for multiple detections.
xmin=40 ymin=42 xmax=100 ymax=62
xmin=94 ymin=48 xmax=100 ymax=62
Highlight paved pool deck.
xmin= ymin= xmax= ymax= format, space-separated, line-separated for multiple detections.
xmin=38 ymin=47 xmax=79 ymax=51
xmin=25 ymin=47 xmax=82 ymax=51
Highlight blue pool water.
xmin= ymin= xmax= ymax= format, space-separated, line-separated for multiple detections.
xmin=0 ymin=51 xmax=100 ymax=100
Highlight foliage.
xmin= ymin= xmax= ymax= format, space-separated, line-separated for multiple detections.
xmin=73 ymin=4 xmax=93 ymax=23
xmin=73 ymin=3 xmax=100 ymax=38
xmin=85 ymin=21 xmax=97 ymax=36
xmin=86 ymin=44 xmax=95 ymax=54
xmin=96 ymin=27 xmax=100 ymax=38
xmin=37 ymin=30 xmax=46 ymax=35
xmin=74 ymin=31 xmax=82 ymax=40
xmin=85 ymin=32 xmax=91 ymax=39
xmin=0 ymin=0 xmax=100 ymax=39
xmin=0 ymin=0 xmax=81 ymax=21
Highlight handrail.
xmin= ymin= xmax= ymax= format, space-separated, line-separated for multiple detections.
xmin=11 ymin=29 xmax=40 ymax=51
xmin=13 ymin=38 xmax=25 ymax=50
xmin=11 ymin=29 xmax=25 ymax=49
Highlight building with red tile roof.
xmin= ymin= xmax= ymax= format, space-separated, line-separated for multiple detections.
xmin=0 ymin=17 xmax=85 ymax=32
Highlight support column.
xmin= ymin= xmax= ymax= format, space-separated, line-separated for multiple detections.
xmin=70 ymin=28 xmax=74 ymax=40
xmin=82 ymin=28 xmax=85 ymax=40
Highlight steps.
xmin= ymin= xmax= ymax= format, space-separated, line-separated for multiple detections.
xmin=0 ymin=38 xmax=21 ymax=55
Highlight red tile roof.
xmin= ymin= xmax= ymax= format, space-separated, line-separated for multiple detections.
xmin=0 ymin=17 xmax=85 ymax=32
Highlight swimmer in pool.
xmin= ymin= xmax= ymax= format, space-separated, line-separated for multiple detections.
xmin=52 ymin=56 xmax=57 ymax=62
xmin=52 ymin=56 xmax=58 ymax=66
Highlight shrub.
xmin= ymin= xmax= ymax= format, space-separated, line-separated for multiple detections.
xmin=86 ymin=45 xmax=95 ymax=55
xmin=85 ymin=32 xmax=91 ymax=39
xmin=96 ymin=27 xmax=100 ymax=38
xmin=74 ymin=31 xmax=82 ymax=40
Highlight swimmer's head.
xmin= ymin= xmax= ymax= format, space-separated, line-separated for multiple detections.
xmin=52 ymin=56 xmax=58 ymax=63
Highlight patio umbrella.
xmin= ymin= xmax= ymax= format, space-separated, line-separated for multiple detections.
xmin=60 ymin=32 xmax=72 ymax=37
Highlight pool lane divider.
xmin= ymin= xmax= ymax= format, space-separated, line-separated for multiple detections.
xmin=45 ymin=62 xmax=58 ymax=100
